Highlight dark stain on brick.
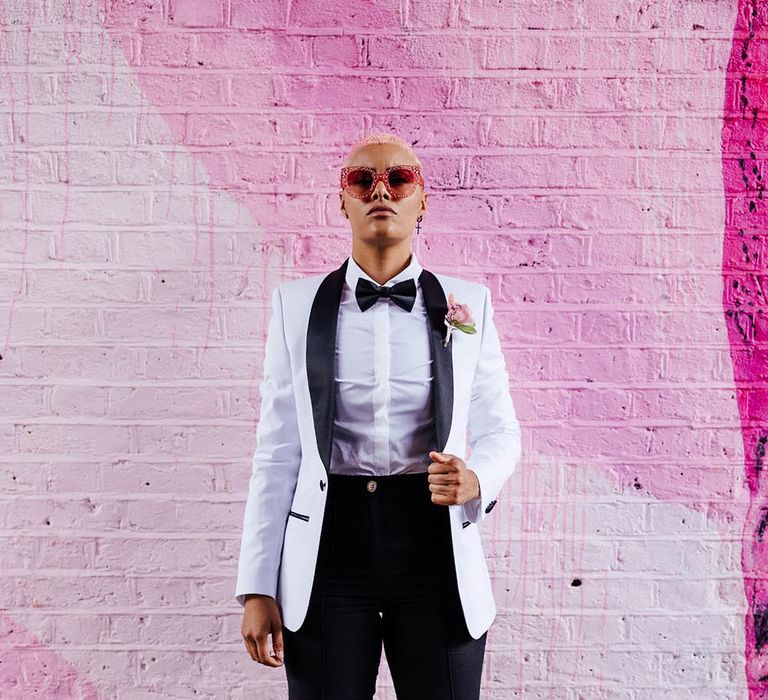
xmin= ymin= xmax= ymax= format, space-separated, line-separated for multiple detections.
xmin=755 ymin=605 xmax=768 ymax=652
xmin=757 ymin=507 xmax=768 ymax=542
xmin=756 ymin=435 xmax=767 ymax=475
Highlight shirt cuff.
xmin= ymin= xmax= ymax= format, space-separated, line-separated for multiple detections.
xmin=461 ymin=494 xmax=483 ymax=524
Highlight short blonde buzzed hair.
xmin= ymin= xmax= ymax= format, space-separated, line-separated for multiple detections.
xmin=343 ymin=131 xmax=423 ymax=168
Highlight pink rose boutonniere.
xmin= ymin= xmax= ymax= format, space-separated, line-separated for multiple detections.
xmin=443 ymin=293 xmax=477 ymax=347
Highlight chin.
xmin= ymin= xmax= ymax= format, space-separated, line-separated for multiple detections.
xmin=366 ymin=225 xmax=399 ymax=237
xmin=358 ymin=229 xmax=405 ymax=245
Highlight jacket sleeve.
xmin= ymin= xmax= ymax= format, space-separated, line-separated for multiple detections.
xmin=235 ymin=284 xmax=302 ymax=605
xmin=462 ymin=285 xmax=522 ymax=525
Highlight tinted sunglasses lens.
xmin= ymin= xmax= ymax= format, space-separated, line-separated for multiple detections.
xmin=387 ymin=168 xmax=417 ymax=197
xmin=346 ymin=169 xmax=373 ymax=196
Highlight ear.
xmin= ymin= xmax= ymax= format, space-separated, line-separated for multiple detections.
xmin=339 ymin=191 xmax=348 ymax=218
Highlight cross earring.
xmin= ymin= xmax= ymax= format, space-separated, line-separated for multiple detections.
xmin=416 ymin=214 xmax=423 ymax=234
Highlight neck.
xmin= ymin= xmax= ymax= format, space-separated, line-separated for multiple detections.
xmin=350 ymin=240 xmax=413 ymax=286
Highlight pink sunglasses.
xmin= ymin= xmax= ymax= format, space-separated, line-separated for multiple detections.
xmin=340 ymin=165 xmax=424 ymax=200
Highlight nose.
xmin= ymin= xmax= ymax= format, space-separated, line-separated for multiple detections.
xmin=371 ymin=177 xmax=390 ymax=200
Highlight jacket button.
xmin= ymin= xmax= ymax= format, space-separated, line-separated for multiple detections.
xmin=366 ymin=479 xmax=377 ymax=493
xmin=319 ymin=479 xmax=325 ymax=491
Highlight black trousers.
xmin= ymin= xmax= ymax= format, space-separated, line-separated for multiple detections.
xmin=282 ymin=471 xmax=487 ymax=700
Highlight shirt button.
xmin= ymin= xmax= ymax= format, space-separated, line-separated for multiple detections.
xmin=366 ymin=479 xmax=377 ymax=493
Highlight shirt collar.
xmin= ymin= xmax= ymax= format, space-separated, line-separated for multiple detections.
xmin=345 ymin=251 xmax=423 ymax=291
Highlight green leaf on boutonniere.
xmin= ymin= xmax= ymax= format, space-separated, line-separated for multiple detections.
xmin=453 ymin=323 xmax=477 ymax=334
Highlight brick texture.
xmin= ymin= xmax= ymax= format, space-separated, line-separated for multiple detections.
xmin=0 ymin=0 xmax=752 ymax=697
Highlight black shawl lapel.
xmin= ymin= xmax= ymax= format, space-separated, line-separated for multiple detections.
xmin=306 ymin=257 xmax=454 ymax=476
xmin=306 ymin=257 xmax=349 ymax=476
xmin=418 ymin=268 xmax=454 ymax=455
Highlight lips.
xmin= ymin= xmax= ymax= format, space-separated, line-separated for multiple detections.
xmin=368 ymin=206 xmax=395 ymax=215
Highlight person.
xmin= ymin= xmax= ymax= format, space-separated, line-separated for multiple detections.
xmin=236 ymin=131 xmax=522 ymax=699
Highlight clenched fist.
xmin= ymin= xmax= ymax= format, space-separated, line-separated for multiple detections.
xmin=427 ymin=451 xmax=481 ymax=506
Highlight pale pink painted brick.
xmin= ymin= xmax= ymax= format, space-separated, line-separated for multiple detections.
xmin=229 ymin=0 xmax=287 ymax=29
xmin=0 ymin=0 xmax=750 ymax=696
xmin=18 ymin=424 xmax=131 ymax=455
xmin=30 ymin=540 xmax=96 ymax=570
xmin=193 ymin=32 xmax=311 ymax=69
xmin=15 ymin=112 xmax=135 ymax=145
xmin=571 ymin=388 xmax=632 ymax=420
xmin=50 ymin=615 xmax=110 ymax=645
xmin=368 ymin=35 xmax=481 ymax=70
xmin=288 ymin=0 xmax=402 ymax=29
xmin=138 ymin=32 xmax=194 ymax=68
xmin=100 ymin=0 xmax=164 ymax=28
xmin=168 ymin=0 xmax=225 ymax=28
xmin=312 ymin=35 xmax=361 ymax=68
xmin=463 ymin=1 xmax=578 ymax=30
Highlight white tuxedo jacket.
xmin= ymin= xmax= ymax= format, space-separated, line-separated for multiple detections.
xmin=235 ymin=256 xmax=522 ymax=639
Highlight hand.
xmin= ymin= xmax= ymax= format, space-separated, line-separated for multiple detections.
xmin=427 ymin=451 xmax=481 ymax=506
xmin=241 ymin=594 xmax=284 ymax=667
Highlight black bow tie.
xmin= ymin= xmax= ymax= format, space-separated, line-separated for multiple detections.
xmin=355 ymin=277 xmax=417 ymax=313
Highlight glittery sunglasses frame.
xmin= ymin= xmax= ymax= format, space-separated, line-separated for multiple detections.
xmin=339 ymin=164 xmax=425 ymax=200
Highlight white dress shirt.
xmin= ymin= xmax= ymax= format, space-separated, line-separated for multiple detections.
xmin=330 ymin=252 xmax=436 ymax=476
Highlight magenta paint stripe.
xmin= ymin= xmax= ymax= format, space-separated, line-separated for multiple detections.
xmin=722 ymin=0 xmax=768 ymax=693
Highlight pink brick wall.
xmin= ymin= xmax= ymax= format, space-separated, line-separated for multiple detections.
xmin=0 ymin=0 xmax=757 ymax=697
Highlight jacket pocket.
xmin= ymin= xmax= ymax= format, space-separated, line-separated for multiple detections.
xmin=288 ymin=510 xmax=310 ymax=522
